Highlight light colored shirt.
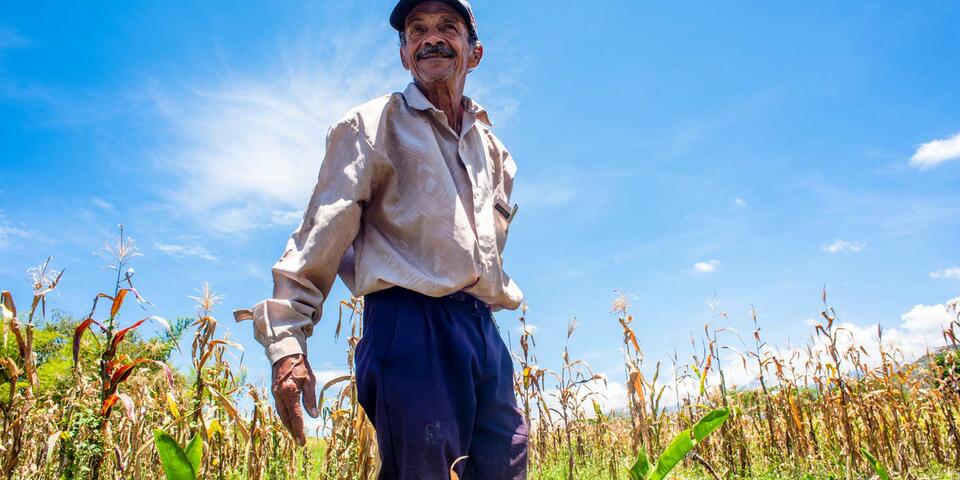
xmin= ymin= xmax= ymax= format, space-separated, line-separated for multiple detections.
xmin=235 ymin=82 xmax=523 ymax=365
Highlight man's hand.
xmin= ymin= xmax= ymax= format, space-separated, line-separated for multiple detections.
xmin=271 ymin=353 xmax=319 ymax=446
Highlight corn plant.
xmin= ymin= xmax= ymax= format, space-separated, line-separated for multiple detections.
xmin=628 ymin=407 xmax=729 ymax=480
xmin=154 ymin=428 xmax=202 ymax=480
xmin=67 ymin=226 xmax=175 ymax=478
xmin=0 ymin=257 xmax=62 ymax=475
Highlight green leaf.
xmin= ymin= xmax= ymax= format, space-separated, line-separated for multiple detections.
xmin=649 ymin=428 xmax=694 ymax=480
xmin=184 ymin=434 xmax=202 ymax=475
xmin=153 ymin=429 xmax=196 ymax=480
xmin=692 ymin=408 xmax=729 ymax=444
xmin=860 ymin=448 xmax=890 ymax=480
xmin=628 ymin=448 xmax=651 ymax=480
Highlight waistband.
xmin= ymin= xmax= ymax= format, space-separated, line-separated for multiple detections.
xmin=367 ymin=286 xmax=490 ymax=312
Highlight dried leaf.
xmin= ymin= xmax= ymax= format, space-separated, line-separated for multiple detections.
xmin=449 ymin=455 xmax=469 ymax=480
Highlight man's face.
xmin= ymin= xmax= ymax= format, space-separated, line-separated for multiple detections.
xmin=400 ymin=1 xmax=481 ymax=86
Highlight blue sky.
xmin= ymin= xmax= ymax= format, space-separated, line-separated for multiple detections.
xmin=2 ymin=1 xmax=960 ymax=411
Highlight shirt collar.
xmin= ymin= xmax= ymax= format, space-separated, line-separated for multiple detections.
xmin=402 ymin=82 xmax=493 ymax=127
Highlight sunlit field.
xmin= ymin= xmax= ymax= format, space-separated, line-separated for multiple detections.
xmin=1 ymin=227 xmax=958 ymax=480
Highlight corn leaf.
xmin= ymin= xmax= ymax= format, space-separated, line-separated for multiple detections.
xmin=166 ymin=392 xmax=181 ymax=419
xmin=117 ymin=392 xmax=137 ymax=421
xmin=110 ymin=289 xmax=129 ymax=319
xmin=648 ymin=429 xmax=693 ymax=480
xmin=107 ymin=317 xmax=149 ymax=358
xmin=184 ymin=434 xmax=202 ymax=476
xmin=692 ymin=407 xmax=729 ymax=443
xmin=0 ymin=298 xmax=15 ymax=323
xmin=449 ymin=455 xmax=468 ymax=480
xmin=860 ymin=448 xmax=890 ymax=480
xmin=73 ymin=318 xmax=99 ymax=365
xmin=44 ymin=431 xmax=61 ymax=466
xmin=628 ymin=448 xmax=651 ymax=480
xmin=102 ymin=394 xmax=120 ymax=416
xmin=153 ymin=429 xmax=196 ymax=480
xmin=207 ymin=419 xmax=224 ymax=440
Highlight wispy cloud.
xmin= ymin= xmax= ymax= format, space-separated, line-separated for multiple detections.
xmin=0 ymin=225 xmax=30 ymax=250
xmin=909 ymin=132 xmax=960 ymax=169
xmin=822 ymin=239 xmax=865 ymax=254
xmin=145 ymin=26 xmax=408 ymax=232
xmin=0 ymin=26 xmax=29 ymax=50
xmin=0 ymin=212 xmax=31 ymax=250
xmin=930 ymin=267 xmax=960 ymax=280
xmin=154 ymin=242 xmax=218 ymax=261
xmin=693 ymin=259 xmax=721 ymax=273
xmin=91 ymin=197 xmax=114 ymax=211
xmin=734 ymin=197 xmax=747 ymax=207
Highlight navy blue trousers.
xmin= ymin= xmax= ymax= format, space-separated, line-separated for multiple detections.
xmin=355 ymin=286 xmax=528 ymax=479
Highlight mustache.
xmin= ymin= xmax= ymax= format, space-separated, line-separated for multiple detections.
xmin=416 ymin=43 xmax=457 ymax=60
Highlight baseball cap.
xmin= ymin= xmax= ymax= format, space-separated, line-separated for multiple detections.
xmin=390 ymin=0 xmax=479 ymax=41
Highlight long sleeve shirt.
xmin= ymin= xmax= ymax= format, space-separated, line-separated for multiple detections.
xmin=234 ymin=82 xmax=524 ymax=365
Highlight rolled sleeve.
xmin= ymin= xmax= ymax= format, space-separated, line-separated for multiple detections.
xmin=240 ymin=118 xmax=375 ymax=365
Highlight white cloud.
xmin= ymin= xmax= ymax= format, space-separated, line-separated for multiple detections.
xmin=734 ymin=197 xmax=746 ymax=207
xmin=930 ymin=267 xmax=960 ymax=280
xmin=910 ymin=132 xmax=960 ymax=169
xmin=693 ymin=259 xmax=721 ymax=273
xmin=586 ymin=378 xmax=629 ymax=415
xmin=146 ymin=26 xmax=409 ymax=232
xmin=822 ymin=239 xmax=865 ymax=254
xmin=154 ymin=242 xmax=218 ymax=261
xmin=900 ymin=301 xmax=957 ymax=333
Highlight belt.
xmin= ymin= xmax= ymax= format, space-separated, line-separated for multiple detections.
xmin=444 ymin=290 xmax=491 ymax=312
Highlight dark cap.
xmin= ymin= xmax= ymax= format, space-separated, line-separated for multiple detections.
xmin=390 ymin=0 xmax=479 ymax=41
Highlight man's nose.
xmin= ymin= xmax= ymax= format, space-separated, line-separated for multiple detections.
xmin=422 ymin=31 xmax=447 ymax=48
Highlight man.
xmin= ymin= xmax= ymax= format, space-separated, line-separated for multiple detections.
xmin=233 ymin=1 xmax=528 ymax=478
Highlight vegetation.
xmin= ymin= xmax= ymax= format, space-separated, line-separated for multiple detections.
xmin=1 ymin=227 xmax=959 ymax=479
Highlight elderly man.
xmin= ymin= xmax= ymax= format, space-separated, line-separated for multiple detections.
xmin=235 ymin=0 xmax=528 ymax=478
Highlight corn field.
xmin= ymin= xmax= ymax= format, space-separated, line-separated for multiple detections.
xmin=1 ymin=229 xmax=959 ymax=479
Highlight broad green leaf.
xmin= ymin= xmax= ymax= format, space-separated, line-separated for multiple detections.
xmin=692 ymin=408 xmax=729 ymax=444
xmin=648 ymin=428 xmax=694 ymax=480
xmin=860 ymin=448 xmax=890 ymax=480
xmin=153 ymin=429 xmax=196 ymax=480
xmin=628 ymin=448 xmax=651 ymax=480
xmin=184 ymin=434 xmax=202 ymax=476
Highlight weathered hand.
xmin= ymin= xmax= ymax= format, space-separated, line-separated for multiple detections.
xmin=271 ymin=353 xmax=319 ymax=446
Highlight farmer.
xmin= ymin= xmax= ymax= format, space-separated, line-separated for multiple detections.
xmin=234 ymin=1 xmax=528 ymax=477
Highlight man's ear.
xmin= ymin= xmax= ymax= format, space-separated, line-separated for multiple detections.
xmin=469 ymin=41 xmax=484 ymax=70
